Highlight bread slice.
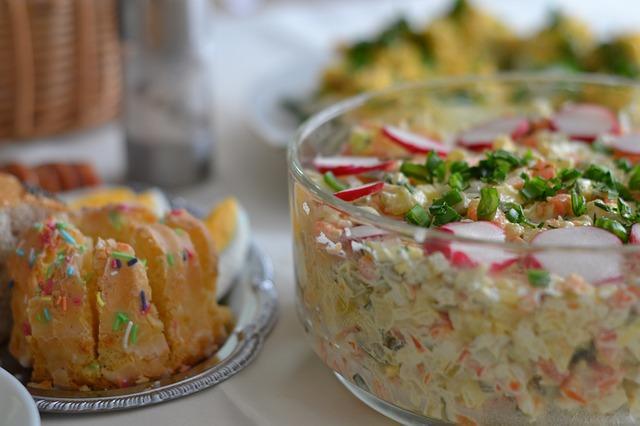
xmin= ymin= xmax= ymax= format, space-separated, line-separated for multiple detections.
xmin=93 ymin=239 xmax=171 ymax=386
xmin=9 ymin=219 xmax=99 ymax=389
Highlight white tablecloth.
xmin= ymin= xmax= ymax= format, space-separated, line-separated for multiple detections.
xmin=38 ymin=0 xmax=640 ymax=425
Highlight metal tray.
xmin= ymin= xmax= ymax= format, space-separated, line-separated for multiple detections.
xmin=0 ymin=244 xmax=278 ymax=413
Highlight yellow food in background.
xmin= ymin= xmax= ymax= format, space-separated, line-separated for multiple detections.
xmin=69 ymin=187 xmax=166 ymax=216
xmin=204 ymin=197 xmax=239 ymax=252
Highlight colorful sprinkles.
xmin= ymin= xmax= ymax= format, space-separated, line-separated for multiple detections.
xmin=166 ymin=253 xmax=175 ymax=266
xmin=15 ymin=247 xmax=24 ymax=257
xmin=96 ymin=292 xmax=106 ymax=308
xmin=42 ymin=307 xmax=51 ymax=322
xmin=140 ymin=291 xmax=148 ymax=313
xmin=59 ymin=229 xmax=77 ymax=246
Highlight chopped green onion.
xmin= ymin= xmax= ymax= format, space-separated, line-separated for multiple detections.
xmin=571 ymin=189 xmax=586 ymax=216
xmin=503 ymin=202 xmax=534 ymax=227
xmin=558 ymin=168 xmax=581 ymax=186
xmin=583 ymin=164 xmax=615 ymax=188
xmin=425 ymin=152 xmax=446 ymax=182
xmin=595 ymin=217 xmax=628 ymax=242
xmin=527 ymin=269 xmax=550 ymax=288
xmin=477 ymin=187 xmax=499 ymax=220
xmin=594 ymin=200 xmax=614 ymax=212
xmin=618 ymin=198 xmax=633 ymax=220
xmin=400 ymin=162 xmax=430 ymax=181
xmin=615 ymin=158 xmax=633 ymax=172
xmin=448 ymin=172 xmax=466 ymax=190
xmin=629 ymin=166 xmax=640 ymax=191
xmin=591 ymin=141 xmax=613 ymax=155
xmin=449 ymin=160 xmax=470 ymax=176
xmin=405 ymin=205 xmax=431 ymax=227
xmin=323 ymin=172 xmax=347 ymax=192
xmin=435 ymin=189 xmax=463 ymax=207
xmin=520 ymin=176 xmax=550 ymax=201
xmin=429 ymin=203 xmax=461 ymax=226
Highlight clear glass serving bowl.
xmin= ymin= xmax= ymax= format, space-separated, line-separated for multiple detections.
xmin=288 ymin=74 xmax=640 ymax=425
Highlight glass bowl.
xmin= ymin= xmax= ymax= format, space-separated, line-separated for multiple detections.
xmin=288 ymin=74 xmax=640 ymax=425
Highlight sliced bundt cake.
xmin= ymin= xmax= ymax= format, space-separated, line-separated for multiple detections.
xmin=93 ymin=239 xmax=171 ymax=386
xmin=0 ymin=173 xmax=64 ymax=343
xmin=8 ymin=219 xmax=99 ymax=389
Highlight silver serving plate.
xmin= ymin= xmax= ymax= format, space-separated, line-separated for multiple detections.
xmin=0 ymin=244 xmax=278 ymax=413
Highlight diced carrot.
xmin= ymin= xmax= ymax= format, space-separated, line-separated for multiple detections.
xmin=456 ymin=414 xmax=479 ymax=426
xmin=562 ymin=387 xmax=587 ymax=405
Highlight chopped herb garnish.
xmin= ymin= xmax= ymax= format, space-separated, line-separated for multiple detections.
xmin=448 ymin=172 xmax=467 ymax=190
xmin=470 ymin=150 xmax=523 ymax=183
xmin=425 ymin=151 xmax=446 ymax=183
xmin=628 ymin=165 xmax=640 ymax=191
xmin=323 ymin=172 xmax=347 ymax=192
xmin=527 ymin=269 xmax=550 ymax=288
xmin=583 ymin=164 xmax=616 ymax=190
xmin=405 ymin=205 xmax=431 ymax=227
xmin=618 ymin=198 xmax=633 ymax=220
xmin=521 ymin=176 xmax=554 ymax=201
xmin=434 ymin=189 xmax=463 ymax=207
xmin=571 ymin=188 xmax=586 ymax=216
xmin=594 ymin=200 xmax=614 ymax=212
xmin=503 ymin=202 xmax=535 ymax=227
xmin=449 ymin=160 xmax=471 ymax=176
xmin=557 ymin=168 xmax=581 ymax=187
xmin=595 ymin=217 xmax=628 ymax=242
xmin=477 ymin=188 xmax=499 ymax=220
xmin=400 ymin=162 xmax=430 ymax=181
xmin=615 ymin=158 xmax=633 ymax=172
xmin=429 ymin=203 xmax=461 ymax=226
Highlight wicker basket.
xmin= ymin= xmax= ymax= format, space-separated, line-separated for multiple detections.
xmin=0 ymin=0 xmax=122 ymax=141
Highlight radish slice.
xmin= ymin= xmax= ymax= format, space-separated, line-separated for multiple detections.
xmin=630 ymin=224 xmax=640 ymax=244
xmin=334 ymin=181 xmax=384 ymax=202
xmin=426 ymin=221 xmax=517 ymax=270
xmin=531 ymin=227 xmax=623 ymax=284
xmin=610 ymin=133 xmax=640 ymax=155
xmin=382 ymin=125 xmax=450 ymax=155
xmin=550 ymin=104 xmax=620 ymax=142
xmin=313 ymin=156 xmax=395 ymax=176
xmin=345 ymin=225 xmax=388 ymax=240
xmin=457 ymin=117 xmax=530 ymax=151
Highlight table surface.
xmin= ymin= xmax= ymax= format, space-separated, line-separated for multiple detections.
xmin=37 ymin=0 xmax=640 ymax=425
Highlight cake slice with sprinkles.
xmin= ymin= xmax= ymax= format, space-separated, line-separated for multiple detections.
xmin=162 ymin=209 xmax=230 ymax=342
xmin=93 ymin=239 xmax=170 ymax=387
xmin=131 ymin=223 xmax=220 ymax=370
xmin=9 ymin=218 xmax=100 ymax=389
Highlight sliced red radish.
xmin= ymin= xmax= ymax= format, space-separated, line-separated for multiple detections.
xmin=345 ymin=225 xmax=388 ymax=240
xmin=630 ymin=224 xmax=640 ymax=244
xmin=457 ymin=116 xmax=530 ymax=151
xmin=550 ymin=104 xmax=620 ymax=142
xmin=531 ymin=227 xmax=622 ymax=284
xmin=334 ymin=181 xmax=384 ymax=202
xmin=609 ymin=133 xmax=640 ymax=156
xmin=425 ymin=221 xmax=517 ymax=271
xmin=382 ymin=125 xmax=450 ymax=156
xmin=313 ymin=156 xmax=395 ymax=176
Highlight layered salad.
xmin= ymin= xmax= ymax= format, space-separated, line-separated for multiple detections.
xmin=293 ymin=101 xmax=640 ymax=424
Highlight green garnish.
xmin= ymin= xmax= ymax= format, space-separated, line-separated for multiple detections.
xmin=527 ymin=269 xmax=550 ymax=288
xmin=594 ymin=200 xmax=614 ymax=212
xmin=400 ymin=162 xmax=430 ymax=181
xmin=571 ymin=188 xmax=586 ymax=216
xmin=595 ymin=217 xmax=628 ymax=242
xmin=503 ymin=202 xmax=535 ymax=227
xmin=448 ymin=172 xmax=467 ymax=190
xmin=477 ymin=187 xmax=499 ymax=220
xmin=425 ymin=151 xmax=446 ymax=183
xmin=449 ymin=160 xmax=471 ymax=176
xmin=615 ymin=158 xmax=633 ymax=172
xmin=405 ymin=205 xmax=431 ymax=227
xmin=434 ymin=189 xmax=463 ymax=207
xmin=628 ymin=165 xmax=640 ymax=191
xmin=583 ymin=164 xmax=616 ymax=190
xmin=557 ymin=168 xmax=581 ymax=187
xmin=521 ymin=176 xmax=555 ymax=201
xmin=323 ymin=172 xmax=347 ymax=192
xmin=429 ymin=203 xmax=461 ymax=226
xmin=618 ymin=198 xmax=633 ymax=220
xmin=470 ymin=150 xmax=523 ymax=183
